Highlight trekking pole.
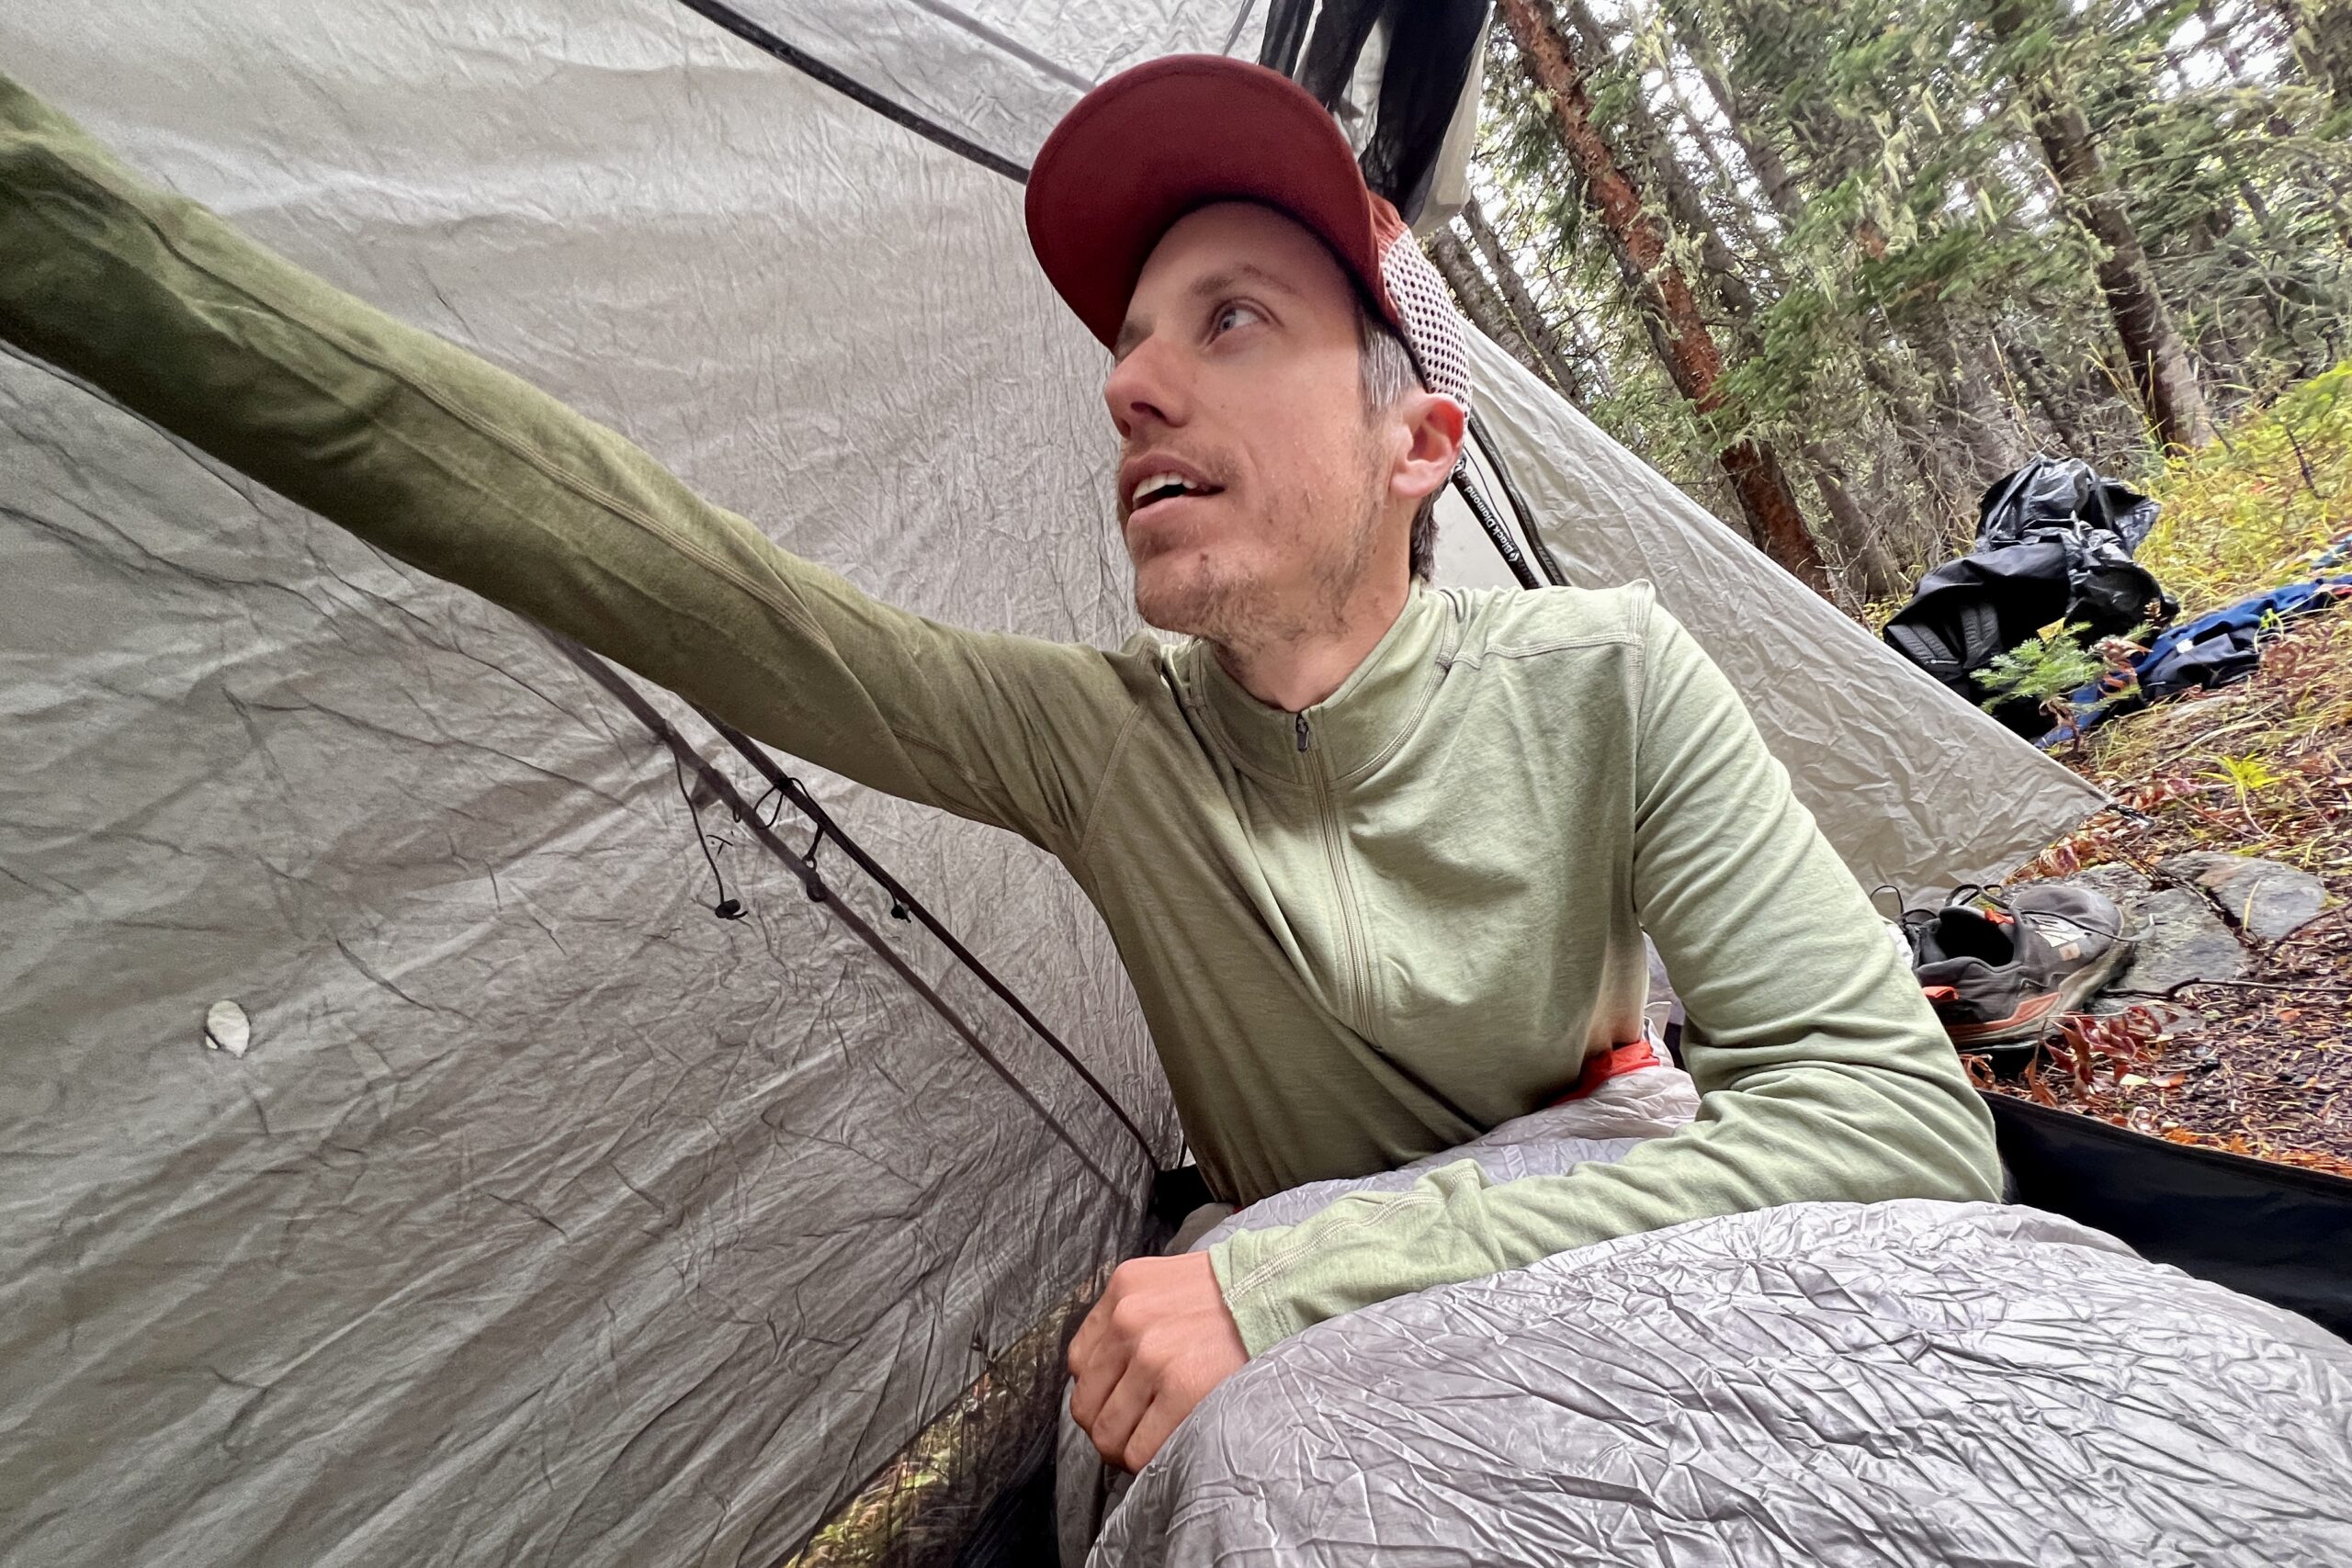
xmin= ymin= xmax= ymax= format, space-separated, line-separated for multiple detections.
xmin=1452 ymin=464 xmax=1540 ymax=588
xmin=1467 ymin=411 xmax=1570 ymax=587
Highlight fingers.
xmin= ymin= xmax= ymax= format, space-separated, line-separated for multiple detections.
xmin=1068 ymin=1256 xmax=1249 ymax=1473
xmin=1067 ymin=1297 xmax=1102 ymax=1385
xmin=1120 ymin=1389 xmax=1186 ymax=1473
xmin=1066 ymin=1262 xmax=1131 ymax=1383
xmin=1066 ymin=1289 xmax=1128 ymax=1433
xmin=1085 ymin=1352 xmax=1155 ymax=1466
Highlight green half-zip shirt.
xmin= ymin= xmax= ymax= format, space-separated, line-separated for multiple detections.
xmin=0 ymin=77 xmax=2002 ymax=1355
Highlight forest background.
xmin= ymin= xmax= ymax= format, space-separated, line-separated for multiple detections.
xmin=1444 ymin=0 xmax=2348 ymax=612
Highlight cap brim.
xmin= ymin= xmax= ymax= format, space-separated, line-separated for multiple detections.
xmin=1024 ymin=55 xmax=1387 ymax=349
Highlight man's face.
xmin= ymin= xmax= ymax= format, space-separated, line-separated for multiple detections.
xmin=1106 ymin=202 xmax=1396 ymax=648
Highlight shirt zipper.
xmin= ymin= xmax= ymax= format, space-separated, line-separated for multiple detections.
xmin=1295 ymin=714 xmax=1370 ymax=1030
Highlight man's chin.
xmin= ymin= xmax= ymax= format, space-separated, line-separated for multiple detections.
xmin=1133 ymin=560 xmax=1241 ymax=641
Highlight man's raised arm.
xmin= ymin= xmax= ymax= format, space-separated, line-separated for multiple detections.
xmin=0 ymin=74 xmax=1141 ymax=860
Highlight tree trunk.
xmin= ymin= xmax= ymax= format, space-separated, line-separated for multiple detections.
xmin=1458 ymin=197 xmax=1588 ymax=400
xmin=1426 ymin=224 xmax=1555 ymax=391
xmin=1859 ymin=326 xmax=1980 ymax=538
xmin=2033 ymin=96 xmax=2216 ymax=450
xmin=1555 ymin=0 xmax=1765 ymax=328
xmin=1805 ymin=442 xmax=1905 ymax=601
xmin=2001 ymin=334 xmax=2093 ymax=457
xmin=1555 ymin=0 xmax=1928 ymax=590
xmin=2176 ymin=197 xmax=2260 ymax=395
xmin=1988 ymin=0 xmax=2215 ymax=450
xmin=1659 ymin=75 xmax=1781 ymax=276
xmin=1673 ymin=1 xmax=1993 ymax=511
xmin=1666 ymin=1 xmax=1973 ymax=567
xmin=1497 ymin=0 xmax=1832 ymax=595
xmin=1916 ymin=305 xmax=2033 ymax=487
xmin=1670 ymin=5 xmax=1808 ymax=230
xmin=1510 ymin=171 xmax=1623 ymax=400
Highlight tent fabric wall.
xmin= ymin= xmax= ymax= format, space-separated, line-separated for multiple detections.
xmin=0 ymin=2 xmax=2109 ymax=1564
xmin=0 ymin=2 xmax=1178 ymax=1562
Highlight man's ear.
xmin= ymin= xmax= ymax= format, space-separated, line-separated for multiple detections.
xmin=1390 ymin=390 xmax=1467 ymax=507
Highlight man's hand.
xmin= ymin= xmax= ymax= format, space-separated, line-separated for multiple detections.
xmin=1068 ymin=1251 xmax=1249 ymax=1473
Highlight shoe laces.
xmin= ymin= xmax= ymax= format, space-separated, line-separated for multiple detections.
xmin=1880 ymin=881 xmax=2133 ymax=964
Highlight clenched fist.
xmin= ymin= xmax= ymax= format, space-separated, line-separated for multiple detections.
xmin=1068 ymin=1251 xmax=1250 ymax=1472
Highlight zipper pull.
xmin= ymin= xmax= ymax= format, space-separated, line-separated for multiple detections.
xmin=1295 ymin=713 xmax=1311 ymax=753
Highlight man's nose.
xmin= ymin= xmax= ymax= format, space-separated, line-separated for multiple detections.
xmin=1103 ymin=336 xmax=1183 ymax=440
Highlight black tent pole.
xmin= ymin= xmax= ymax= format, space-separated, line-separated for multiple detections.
xmin=1452 ymin=465 xmax=1539 ymax=588
xmin=1467 ymin=411 xmax=1570 ymax=587
xmin=687 ymin=700 xmax=1160 ymax=1165
xmin=675 ymin=0 xmax=1032 ymax=181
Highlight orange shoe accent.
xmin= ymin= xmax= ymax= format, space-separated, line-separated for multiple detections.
xmin=1923 ymin=984 xmax=1960 ymax=1003
xmin=1946 ymin=991 xmax=2060 ymax=1043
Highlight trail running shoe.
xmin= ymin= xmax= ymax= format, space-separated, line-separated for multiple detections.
xmin=1908 ymin=884 xmax=2136 ymax=1053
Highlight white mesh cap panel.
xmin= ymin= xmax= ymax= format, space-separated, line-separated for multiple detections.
xmin=1381 ymin=232 xmax=1473 ymax=416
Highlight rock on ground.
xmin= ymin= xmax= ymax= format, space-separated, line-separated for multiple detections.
xmin=2111 ymin=887 xmax=2247 ymax=994
xmin=2159 ymin=852 xmax=2330 ymax=942
xmin=2064 ymin=863 xmax=2153 ymax=908
xmin=2040 ymin=865 xmax=2246 ymax=997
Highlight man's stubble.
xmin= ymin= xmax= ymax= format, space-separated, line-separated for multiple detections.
xmin=1131 ymin=434 xmax=1390 ymax=662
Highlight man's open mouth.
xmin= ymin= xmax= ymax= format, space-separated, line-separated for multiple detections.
xmin=1127 ymin=471 xmax=1225 ymax=517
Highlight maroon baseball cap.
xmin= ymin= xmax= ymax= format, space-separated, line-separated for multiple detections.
xmin=1024 ymin=54 xmax=1471 ymax=412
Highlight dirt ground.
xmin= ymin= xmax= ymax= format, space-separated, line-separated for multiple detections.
xmin=1990 ymin=611 xmax=2352 ymax=1179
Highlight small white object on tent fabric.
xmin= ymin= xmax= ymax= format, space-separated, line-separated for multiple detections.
xmin=0 ymin=2 xmax=2102 ymax=1565
xmin=201 ymin=1000 xmax=250 ymax=1058
xmin=3 ymin=4 xmax=1163 ymax=1560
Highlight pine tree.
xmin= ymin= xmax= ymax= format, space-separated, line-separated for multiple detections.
xmin=1494 ymin=0 xmax=1834 ymax=595
xmin=1456 ymin=0 xmax=2348 ymax=604
xmin=1986 ymin=0 xmax=2217 ymax=449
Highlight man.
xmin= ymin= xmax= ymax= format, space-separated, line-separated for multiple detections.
xmin=0 ymin=54 xmax=1999 ymax=1480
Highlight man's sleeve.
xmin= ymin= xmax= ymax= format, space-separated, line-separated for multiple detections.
xmin=0 ymin=75 xmax=1139 ymax=859
xmin=1206 ymin=592 xmax=2002 ymax=1356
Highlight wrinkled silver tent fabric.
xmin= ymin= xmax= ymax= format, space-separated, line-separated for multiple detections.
xmin=0 ymin=1 xmax=1181 ymax=1562
xmin=1098 ymin=1195 xmax=2352 ymax=1566
xmin=1 ymin=2 xmax=2119 ymax=1564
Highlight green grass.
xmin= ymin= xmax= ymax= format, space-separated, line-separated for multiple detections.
xmin=2136 ymin=364 xmax=2352 ymax=614
xmin=2075 ymin=363 xmax=2352 ymax=853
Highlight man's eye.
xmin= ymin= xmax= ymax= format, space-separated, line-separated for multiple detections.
xmin=1211 ymin=302 xmax=1263 ymax=336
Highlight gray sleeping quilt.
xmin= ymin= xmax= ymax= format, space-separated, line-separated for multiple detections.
xmin=1091 ymin=1079 xmax=2352 ymax=1566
